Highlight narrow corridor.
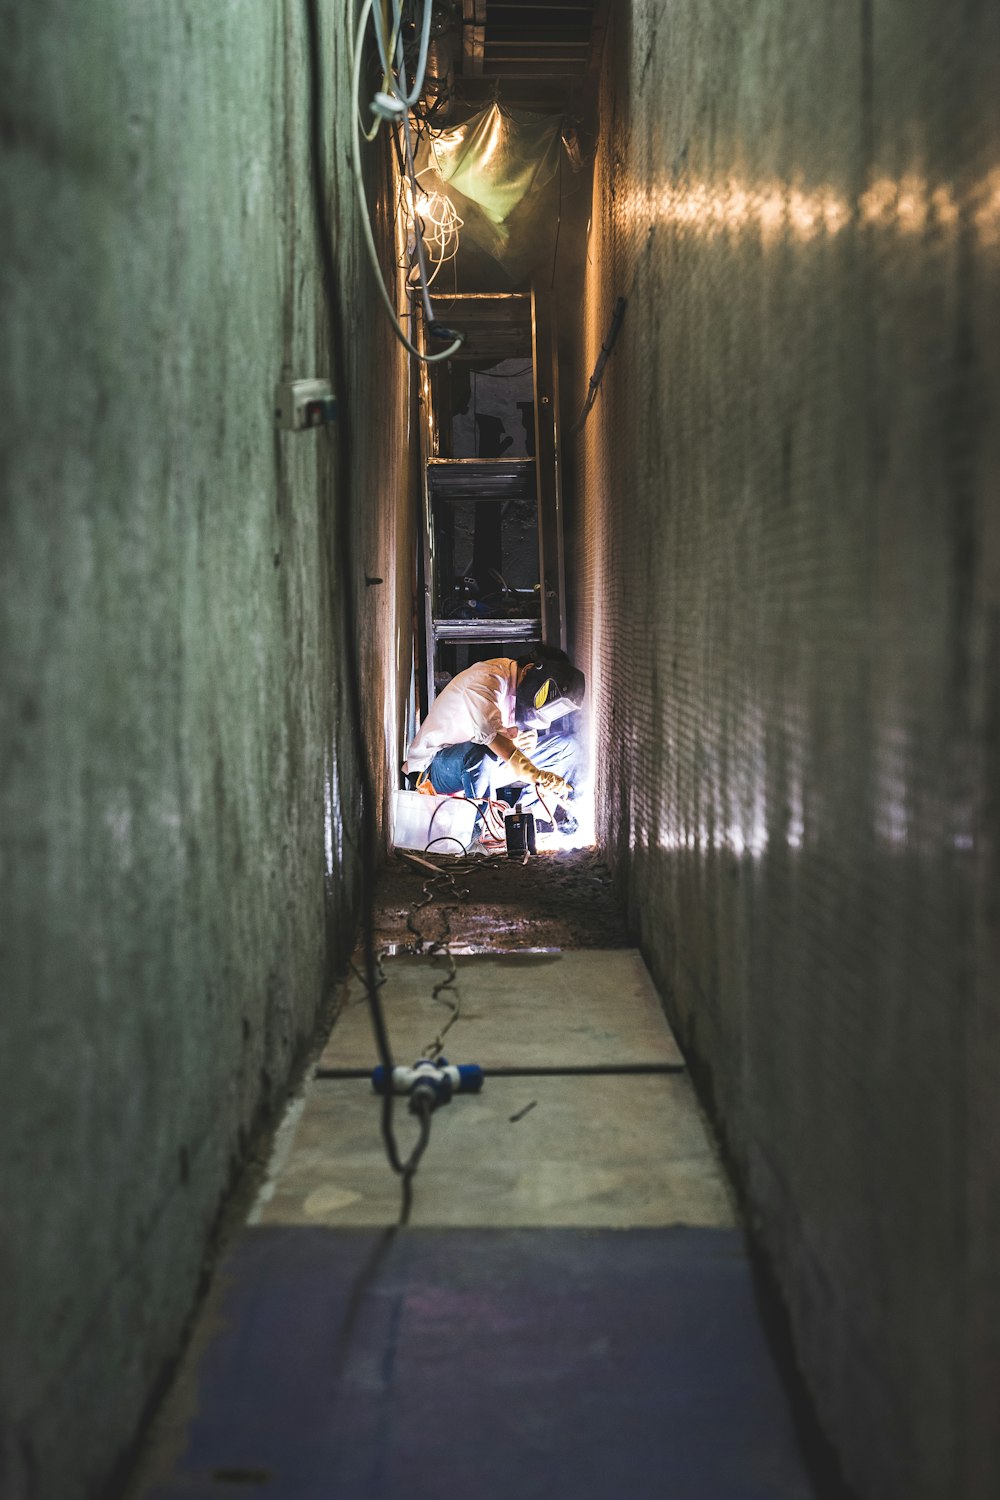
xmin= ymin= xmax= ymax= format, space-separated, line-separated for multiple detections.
xmin=3 ymin=3 xmax=998 ymax=1500
xmin=131 ymin=853 xmax=845 ymax=1499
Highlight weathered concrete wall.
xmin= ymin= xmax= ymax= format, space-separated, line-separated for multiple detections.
xmin=0 ymin=4 xmax=411 ymax=1497
xmin=574 ymin=3 xmax=1000 ymax=1497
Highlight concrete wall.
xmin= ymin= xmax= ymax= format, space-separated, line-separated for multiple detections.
xmin=574 ymin=3 xmax=999 ymax=1497
xmin=0 ymin=4 xmax=411 ymax=1496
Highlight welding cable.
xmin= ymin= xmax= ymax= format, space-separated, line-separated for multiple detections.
xmin=422 ymin=792 xmax=493 ymax=849
xmin=399 ymin=1094 xmax=433 ymax=1225
xmin=349 ymin=947 xmax=388 ymax=1000
xmin=305 ymin=0 xmax=432 ymax=1219
xmin=402 ymin=864 xmax=469 ymax=1059
xmin=422 ymin=833 xmax=471 ymax=856
xmin=425 ymin=792 xmax=511 ymax=849
xmin=351 ymin=0 xmax=462 ymax=364
xmin=423 ymin=948 xmax=461 ymax=1058
xmin=423 ymin=796 xmax=456 ymax=849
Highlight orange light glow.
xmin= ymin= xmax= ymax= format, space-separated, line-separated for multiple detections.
xmin=787 ymin=189 xmax=821 ymax=241
xmin=931 ymin=185 xmax=959 ymax=229
xmin=895 ymin=175 xmax=928 ymax=234
xmin=654 ymin=179 xmax=849 ymax=243
xmin=859 ymin=177 xmax=897 ymax=227
xmin=974 ymin=167 xmax=1000 ymax=248
xmin=641 ymin=170 xmax=995 ymax=246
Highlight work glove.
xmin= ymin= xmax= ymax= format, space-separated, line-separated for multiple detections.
xmin=535 ymin=769 xmax=574 ymax=802
xmin=507 ymin=749 xmax=574 ymax=803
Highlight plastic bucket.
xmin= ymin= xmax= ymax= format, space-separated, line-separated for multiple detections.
xmin=392 ymin=789 xmax=478 ymax=853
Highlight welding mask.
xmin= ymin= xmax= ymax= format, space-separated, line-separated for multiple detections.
xmin=514 ymin=661 xmax=585 ymax=731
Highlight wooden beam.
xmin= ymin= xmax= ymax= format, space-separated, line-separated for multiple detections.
xmin=462 ymin=0 xmax=486 ymax=77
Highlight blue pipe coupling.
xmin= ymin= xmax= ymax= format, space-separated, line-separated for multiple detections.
xmin=371 ymin=1058 xmax=484 ymax=1107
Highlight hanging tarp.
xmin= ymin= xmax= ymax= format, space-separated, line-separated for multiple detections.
xmin=430 ymin=103 xmax=563 ymax=232
xmin=414 ymin=103 xmax=570 ymax=279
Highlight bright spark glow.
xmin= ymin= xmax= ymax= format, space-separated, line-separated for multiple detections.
xmin=553 ymin=777 xmax=597 ymax=851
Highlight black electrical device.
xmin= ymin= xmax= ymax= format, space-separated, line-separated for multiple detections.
xmin=505 ymin=808 xmax=537 ymax=859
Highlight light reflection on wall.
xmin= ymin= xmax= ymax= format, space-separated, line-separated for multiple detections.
xmin=974 ymin=166 xmax=1000 ymax=248
xmin=629 ymin=167 xmax=999 ymax=864
xmin=630 ymin=171 xmax=1000 ymax=245
xmin=653 ymin=815 xmax=771 ymax=858
xmin=324 ymin=750 xmax=342 ymax=877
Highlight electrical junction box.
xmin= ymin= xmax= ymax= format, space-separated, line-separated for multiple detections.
xmin=274 ymin=378 xmax=337 ymax=431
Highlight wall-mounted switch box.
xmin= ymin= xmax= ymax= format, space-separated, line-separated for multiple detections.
xmin=274 ymin=379 xmax=337 ymax=431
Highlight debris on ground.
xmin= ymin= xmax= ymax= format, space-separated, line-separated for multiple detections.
xmin=371 ymin=848 xmax=628 ymax=953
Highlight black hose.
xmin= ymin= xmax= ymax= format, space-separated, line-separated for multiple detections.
xmin=575 ymin=295 xmax=627 ymax=432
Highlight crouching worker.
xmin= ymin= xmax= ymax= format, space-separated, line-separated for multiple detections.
xmin=403 ymin=647 xmax=585 ymax=843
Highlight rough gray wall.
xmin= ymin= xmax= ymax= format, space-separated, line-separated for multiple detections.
xmin=574 ymin=3 xmax=1000 ymax=1497
xmin=0 ymin=4 xmax=410 ymax=1497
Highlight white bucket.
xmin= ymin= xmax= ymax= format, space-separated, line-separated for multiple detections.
xmin=392 ymin=789 xmax=478 ymax=853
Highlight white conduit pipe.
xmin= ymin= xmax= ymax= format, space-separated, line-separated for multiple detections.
xmin=351 ymin=0 xmax=463 ymax=364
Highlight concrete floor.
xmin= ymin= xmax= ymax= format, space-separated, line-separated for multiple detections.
xmin=319 ymin=950 xmax=684 ymax=1068
xmin=250 ymin=951 xmax=730 ymax=1229
xmin=130 ymin=876 xmax=849 ymax=1498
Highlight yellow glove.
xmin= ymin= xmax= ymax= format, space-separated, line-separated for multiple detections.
xmin=535 ymin=770 xmax=574 ymax=802
xmin=507 ymin=748 xmax=574 ymax=803
xmin=507 ymin=747 xmax=542 ymax=784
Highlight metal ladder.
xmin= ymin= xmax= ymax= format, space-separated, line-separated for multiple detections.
xmin=416 ymin=290 xmax=566 ymax=715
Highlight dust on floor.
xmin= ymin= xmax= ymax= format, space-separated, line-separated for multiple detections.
xmin=371 ymin=848 xmax=629 ymax=953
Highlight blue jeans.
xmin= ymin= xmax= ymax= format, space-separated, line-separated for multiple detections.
xmin=425 ymin=741 xmax=493 ymax=802
xmin=426 ymin=723 xmax=579 ymax=823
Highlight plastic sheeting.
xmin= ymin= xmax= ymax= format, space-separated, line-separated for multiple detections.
xmin=431 ymin=103 xmax=562 ymax=228
xmin=415 ymin=103 xmax=567 ymax=279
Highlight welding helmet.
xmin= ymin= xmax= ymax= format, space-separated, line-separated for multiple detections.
xmin=514 ymin=651 xmax=585 ymax=731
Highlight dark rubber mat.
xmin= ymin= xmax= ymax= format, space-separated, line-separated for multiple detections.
xmin=144 ymin=1227 xmax=827 ymax=1499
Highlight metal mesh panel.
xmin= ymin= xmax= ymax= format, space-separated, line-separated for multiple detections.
xmin=572 ymin=4 xmax=1000 ymax=1497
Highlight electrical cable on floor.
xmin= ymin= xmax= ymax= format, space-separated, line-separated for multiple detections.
xmin=399 ymin=1095 xmax=433 ymax=1225
xmin=304 ymin=0 xmax=432 ymax=1228
xmin=401 ymin=856 xmax=474 ymax=1059
xmin=423 ymin=834 xmax=472 ymax=855
xmin=349 ymin=949 xmax=387 ymax=1000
